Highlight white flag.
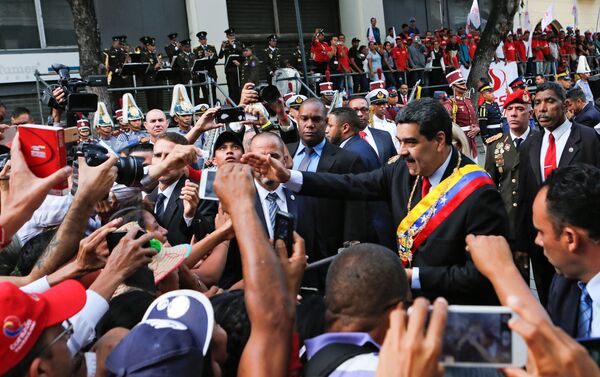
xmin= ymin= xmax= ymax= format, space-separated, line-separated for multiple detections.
xmin=523 ymin=0 xmax=531 ymax=31
xmin=466 ymin=0 xmax=481 ymax=32
xmin=368 ymin=26 xmax=375 ymax=43
xmin=541 ymin=1 xmax=555 ymax=32
xmin=572 ymin=0 xmax=578 ymax=28
xmin=392 ymin=27 xmax=397 ymax=46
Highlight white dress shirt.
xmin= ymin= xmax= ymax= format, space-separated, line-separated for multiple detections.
xmin=372 ymin=115 xmax=400 ymax=152
xmin=509 ymin=127 xmax=530 ymax=145
xmin=360 ymin=127 xmax=380 ymax=157
xmin=156 ymin=180 xmax=193 ymax=226
xmin=584 ymin=272 xmax=600 ymax=337
xmin=540 ymin=118 xmax=572 ymax=182
xmin=254 ymin=181 xmax=288 ymax=239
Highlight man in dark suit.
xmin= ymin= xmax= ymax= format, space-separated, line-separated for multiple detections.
xmin=348 ymin=96 xmax=398 ymax=164
xmin=147 ymin=132 xmax=203 ymax=246
xmin=244 ymin=98 xmax=509 ymax=305
xmin=516 ymin=82 xmax=600 ymax=306
xmin=535 ymin=165 xmax=600 ymax=338
xmin=567 ymin=87 xmax=600 ymax=128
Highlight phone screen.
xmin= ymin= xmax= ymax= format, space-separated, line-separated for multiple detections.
xmin=199 ymin=168 xmax=218 ymax=201
xmin=215 ymin=107 xmax=245 ymax=124
xmin=441 ymin=310 xmax=513 ymax=365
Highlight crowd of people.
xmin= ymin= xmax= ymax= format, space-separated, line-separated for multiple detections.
xmin=1 ymin=14 xmax=600 ymax=377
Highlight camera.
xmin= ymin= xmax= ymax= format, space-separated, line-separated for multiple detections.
xmin=41 ymin=64 xmax=107 ymax=113
xmin=254 ymin=83 xmax=281 ymax=105
xmin=77 ymin=142 xmax=145 ymax=186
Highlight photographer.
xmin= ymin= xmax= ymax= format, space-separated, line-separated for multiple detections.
xmin=311 ymin=29 xmax=337 ymax=76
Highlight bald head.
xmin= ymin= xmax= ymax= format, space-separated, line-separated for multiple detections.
xmin=144 ymin=109 xmax=168 ymax=139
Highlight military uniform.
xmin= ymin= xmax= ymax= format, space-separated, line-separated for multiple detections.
xmin=139 ymin=36 xmax=163 ymax=110
xmin=104 ymin=36 xmax=129 ymax=111
xmin=264 ymin=35 xmax=282 ymax=78
xmin=479 ymin=101 xmax=503 ymax=141
xmin=193 ymin=31 xmax=219 ymax=104
xmin=218 ymin=28 xmax=245 ymax=103
xmin=173 ymin=40 xmax=197 ymax=101
xmin=164 ymin=33 xmax=180 ymax=61
xmin=241 ymin=54 xmax=260 ymax=85
xmin=292 ymin=46 xmax=303 ymax=70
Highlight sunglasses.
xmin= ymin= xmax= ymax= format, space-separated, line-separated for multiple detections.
xmin=38 ymin=320 xmax=74 ymax=357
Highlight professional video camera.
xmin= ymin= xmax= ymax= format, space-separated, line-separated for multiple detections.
xmin=41 ymin=63 xmax=107 ymax=113
xmin=78 ymin=142 xmax=145 ymax=186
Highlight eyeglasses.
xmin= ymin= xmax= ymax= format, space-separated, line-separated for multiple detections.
xmin=38 ymin=320 xmax=73 ymax=356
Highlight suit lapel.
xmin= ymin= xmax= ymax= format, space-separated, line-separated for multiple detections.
xmin=162 ymin=177 xmax=186 ymax=226
xmin=559 ymin=124 xmax=580 ymax=167
xmin=317 ymin=141 xmax=335 ymax=172
xmin=528 ymin=132 xmax=543 ymax=186
xmin=254 ymin=191 xmax=269 ymax=233
xmin=284 ymin=188 xmax=299 ymax=231
xmin=287 ymin=142 xmax=299 ymax=157
xmin=371 ymin=131 xmax=386 ymax=161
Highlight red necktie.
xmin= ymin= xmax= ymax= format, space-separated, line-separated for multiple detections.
xmin=544 ymin=133 xmax=556 ymax=179
xmin=402 ymin=95 xmax=407 ymax=104
xmin=421 ymin=177 xmax=431 ymax=198
xmin=359 ymin=131 xmax=367 ymax=139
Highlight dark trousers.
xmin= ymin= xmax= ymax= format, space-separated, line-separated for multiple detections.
xmin=200 ymin=73 xmax=218 ymax=105
xmin=142 ymin=77 xmax=162 ymax=110
xmin=225 ymin=68 xmax=241 ymax=104
xmin=531 ymin=247 xmax=556 ymax=307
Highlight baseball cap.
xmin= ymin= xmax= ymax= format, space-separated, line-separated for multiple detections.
xmin=0 ymin=280 xmax=86 ymax=375
xmin=105 ymin=290 xmax=214 ymax=376
xmin=213 ymin=131 xmax=244 ymax=154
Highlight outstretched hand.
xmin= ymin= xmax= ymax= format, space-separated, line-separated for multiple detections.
xmin=213 ymin=163 xmax=257 ymax=214
xmin=241 ymin=152 xmax=291 ymax=183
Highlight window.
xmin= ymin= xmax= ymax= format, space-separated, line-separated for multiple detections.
xmin=0 ymin=0 xmax=76 ymax=50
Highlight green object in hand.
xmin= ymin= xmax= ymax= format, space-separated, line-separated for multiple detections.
xmin=149 ymin=239 xmax=162 ymax=253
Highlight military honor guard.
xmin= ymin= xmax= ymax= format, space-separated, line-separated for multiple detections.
xmin=169 ymin=84 xmax=196 ymax=138
xmin=93 ymin=102 xmax=123 ymax=152
xmin=139 ymin=36 xmax=163 ymax=110
xmin=444 ymin=70 xmax=479 ymax=158
xmin=241 ymin=46 xmax=260 ymax=86
xmin=575 ymin=55 xmax=594 ymax=104
xmin=165 ymin=33 xmax=180 ymax=61
xmin=104 ymin=35 xmax=129 ymax=111
xmin=219 ymin=28 xmax=245 ymax=104
xmin=193 ymin=31 xmax=219 ymax=104
xmin=264 ymin=35 xmax=282 ymax=78
xmin=283 ymin=92 xmax=306 ymax=121
xmin=76 ymin=118 xmax=91 ymax=143
xmin=556 ymin=68 xmax=572 ymax=91
xmin=366 ymin=81 xmax=400 ymax=152
xmin=478 ymin=84 xmax=503 ymax=142
xmin=117 ymin=93 xmax=148 ymax=145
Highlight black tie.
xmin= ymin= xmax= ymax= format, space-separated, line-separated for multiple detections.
xmin=155 ymin=193 xmax=167 ymax=222
xmin=514 ymin=138 xmax=523 ymax=151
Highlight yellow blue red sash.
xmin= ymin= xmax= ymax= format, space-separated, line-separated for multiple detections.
xmin=397 ymin=164 xmax=494 ymax=266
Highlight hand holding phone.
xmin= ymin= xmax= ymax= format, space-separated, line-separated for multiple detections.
xmin=273 ymin=211 xmax=295 ymax=255
xmin=215 ymin=107 xmax=245 ymax=124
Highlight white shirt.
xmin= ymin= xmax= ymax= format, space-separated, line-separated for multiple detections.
xmin=156 ymin=180 xmax=193 ymax=226
xmin=360 ymin=126 xmax=380 ymax=157
xmin=411 ymin=149 xmax=452 ymax=290
xmin=510 ymin=127 xmax=530 ymax=144
xmin=372 ymin=115 xmax=400 ymax=152
xmin=576 ymin=79 xmax=595 ymax=104
xmin=540 ymin=118 xmax=572 ymax=181
xmin=254 ymin=181 xmax=288 ymax=239
xmin=584 ymin=272 xmax=600 ymax=337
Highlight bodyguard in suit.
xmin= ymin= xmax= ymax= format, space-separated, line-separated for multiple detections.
xmin=348 ymin=96 xmax=397 ymax=164
xmin=516 ymin=82 xmax=600 ymax=306
xmin=244 ymin=98 xmax=509 ymax=305
xmin=566 ymin=87 xmax=600 ymax=128
xmin=535 ymin=165 xmax=600 ymax=339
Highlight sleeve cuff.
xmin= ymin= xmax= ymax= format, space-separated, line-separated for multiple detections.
xmin=411 ymin=267 xmax=421 ymax=289
xmin=283 ymin=170 xmax=303 ymax=193
xmin=20 ymin=276 xmax=51 ymax=293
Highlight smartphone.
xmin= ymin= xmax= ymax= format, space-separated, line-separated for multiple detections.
xmin=105 ymin=229 xmax=155 ymax=293
xmin=273 ymin=211 xmax=295 ymax=256
xmin=578 ymin=338 xmax=600 ymax=367
xmin=215 ymin=107 xmax=245 ymax=124
xmin=437 ymin=306 xmax=527 ymax=368
xmin=199 ymin=168 xmax=218 ymax=201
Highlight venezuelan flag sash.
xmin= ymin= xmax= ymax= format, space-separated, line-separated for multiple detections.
xmin=397 ymin=164 xmax=494 ymax=266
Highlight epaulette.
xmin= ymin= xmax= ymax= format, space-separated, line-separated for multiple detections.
xmin=387 ymin=155 xmax=401 ymax=165
xmin=485 ymin=133 xmax=503 ymax=145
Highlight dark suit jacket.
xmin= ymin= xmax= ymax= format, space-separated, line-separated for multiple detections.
xmin=369 ymin=127 xmax=397 ymax=164
xmin=573 ymin=102 xmax=600 ymax=128
xmin=516 ymin=122 xmax=600 ymax=304
xmin=547 ymin=274 xmax=580 ymax=338
xmin=299 ymin=147 xmax=508 ymax=304
xmin=343 ymin=134 xmax=381 ymax=171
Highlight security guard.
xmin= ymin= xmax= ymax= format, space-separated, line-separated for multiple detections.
xmin=173 ymin=39 xmax=196 ymax=99
xmin=241 ymin=46 xmax=260 ymax=86
xmin=193 ymin=31 xmax=219 ymax=104
xmin=139 ymin=36 xmax=163 ymax=110
xmin=165 ymin=33 xmax=180 ymax=61
xmin=104 ymin=35 xmax=129 ymax=111
xmin=264 ymin=34 xmax=282 ymax=78
xmin=218 ymin=28 xmax=245 ymax=104
xmin=478 ymin=85 xmax=503 ymax=142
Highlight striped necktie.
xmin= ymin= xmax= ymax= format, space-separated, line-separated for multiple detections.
xmin=577 ymin=282 xmax=593 ymax=338
xmin=266 ymin=192 xmax=280 ymax=232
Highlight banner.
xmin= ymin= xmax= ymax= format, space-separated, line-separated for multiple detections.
xmin=466 ymin=0 xmax=481 ymax=33
xmin=541 ymin=1 xmax=555 ymax=32
xmin=572 ymin=0 xmax=578 ymax=28
xmin=0 ymin=51 xmax=79 ymax=83
xmin=459 ymin=61 xmax=518 ymax=109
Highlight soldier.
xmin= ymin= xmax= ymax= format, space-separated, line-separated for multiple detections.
xmin=241 ymin=46 xmax=260 ymax=86
xmin=478 ymin=84 xmax=503 ymax=141
xmin=556 ymin=68 xmax=573 ymax=91
xmin=366 ymin=82 xmax=400 ymax=152
xmin=139 ymin=36 xmax=163 ymax=110
xmin=169 ymin=84 xmax=203 ymax=149
xmin=76 ymin=118 xmax=91 ymax=143
xmin=114 ymin=109 xmax=129 ymax=135
xmin=165 ymin=33 xmax=180 ymax=61
xmin=484 ymin=89 xmax=536 ymax=279
xmin=193 ymin=31 xmax=219 ymax=104
xmin=218 ymin=28 xmax=245 ymax=104
xmin=104 ymin=35 xmax=129 ymax=111
xmin=264 ymin=34 xmax=282 ymax=78
xmin=93 ymin=102 xmax=122 ymax=152
xmin=173 ymin=39 xmax=196 ymax=100
xmin=117 ymin=93 xmax=148 ymax=145
xmin=291 ymin=44 xmax=304 ymax=70
xmin=444 ymin=69 xmax=479 ymax=158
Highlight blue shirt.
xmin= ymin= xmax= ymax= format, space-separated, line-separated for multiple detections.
xmin=292 ymin=138 xmax=326 ymax=172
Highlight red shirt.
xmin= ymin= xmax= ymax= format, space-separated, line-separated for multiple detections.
xmin=540 ymin=40 xmax=550 ymax=58
xmin=443 ymin=51 xmax=459 ymax=69
xmin=515 ymin=40 xmax=527 ymax=61
xmin=391 ymin=45 xmax=409 ymax=71
xmin=468 ymin=43 xmax=477 ymax=59
xmin=311 ymin=39 xmax=331 ymax=63
xmin=503 ymin=41 xmax=517 ymax=62
xmin=532 ymin=39 xmax=544 ymax=61
xmin=337 ymin=45 xmax=350 ymax=72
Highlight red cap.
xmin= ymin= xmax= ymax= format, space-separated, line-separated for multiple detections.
xmin=0 ymin=280 xmax=86 ymax=375
xmin=115 ymin=109 xmax=124 ymax=120
xmin=282 ymin=92 xmax=296 ymax=103
xmin=369 ymin=80 xmax=386 ymax=91
xmin=319 ymin=82 xmax=334 ymax=94
xmin=504 ymin=89 xmax=531 ymax=108
xmin=76 ymin=119 xmax=90 ymax=129
xmin=445 ymin=69 xmax=466 ymax=87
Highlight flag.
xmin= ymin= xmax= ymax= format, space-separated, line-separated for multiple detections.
xmin=392 ymin=27 xmax=397 ymax=46
xmin=523 ymin=0 xmax=531 ymax=31
xmin=368 ymin=26 xmax=375 ymax=43
xmin=466 ymin=0 xmax=481 ymax=33
xmin=541 ymin=1 xmax=555 ymax=32
xmin=572 ymin=0 xmax=578 ymax=28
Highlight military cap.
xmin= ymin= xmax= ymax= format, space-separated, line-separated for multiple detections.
xmin=479 ymin=85 xmax=493 ymax=93
xmin=286 ymin=94 xmax=307 ymax=110
xmin=433 ymin=91 xmax=448 ymax=100
xmin=556 ymin=69 xmax=571 ymax=81
xmin=193 ymin=103 xmax=210 ymax=115
xmin=168 ymin=33 xmax=178 ymax=40
xmin=139 ymin=36 xmax=155 ymax=46
xmin=112 ymin=36 xmax=121 ymax=42
xmin=119 ymin=35 xmax=128 ymax=42
xmin=224 ymin=28 xmax=235 ymax=35
xmin=180 ymin=39 xmax=191 ymax=47
xmin=508 ymin=76 xmax=527 ymax=90
xmin=196 ymin=31 xmax=208 ymax=39
xmin=267 ymin=34 xmax=277 ymax=42
xmin=503 ymin=89 xmax=530 ymax=108
xmin=77 ymin=118 xmax=90 ymax=130
xmin=366 ymin=89 xmax=389 ymax=105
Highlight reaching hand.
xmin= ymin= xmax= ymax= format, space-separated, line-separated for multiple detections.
xmin=158 ymin=145 xmax=200 ymax=174
xmin=376 ymin=297 xmax=447 ymax=377
xmin=241 ymin=104 xmax=269 ymax=127
xmin=103 ymin=227 xmax=159 ymax=281
xmin=180 ymin=179 xmax=200 ymax=218
xmin=76 ymin=155 xmax=118 ymax=204
xmin=193 ymin=107 xmax=223 ymax=134
xmin=241 ymin=152 xmax=291 ymax=183
xmin=74 ymin=218 xmax=123 ymax=273
xmin=465 ymin=235 xmax=515 ymax=279
xmin=215 ymin=205 xmax=234 ymax=240
xmin=239 ymin=82 xmax=259 ymax=105
xmin=213 ymin=163 xmax=256 ymax=214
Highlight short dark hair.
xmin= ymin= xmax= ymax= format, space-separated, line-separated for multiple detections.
xmin=299 ymin=97 xmax=327 ymax=117
xmin=543 ymin=164 xmax=600 ymax=242
xmin=156 ymin=131 xmax=189 ymax=145
xmin=535 ymin=74 xmax=546 ymax=80
xmin=325 ymin=243 xmax=408 ymax=331
xmin=96 ymin=290 xmax=155 ymax=337
xmin=329 ymin=107 xmax=361 ymax=132
xmin=536 ymin=81 xmax=566 ymax=103
xmin=566 ymin=87 xmax=587 ymax=102
xmin=10 ymin=107 xmax=30 ymax=120
xmin=395 ymin=98 xmax=452 ymax=145
xmin=17 ymin=229 xmax=58 ymax=275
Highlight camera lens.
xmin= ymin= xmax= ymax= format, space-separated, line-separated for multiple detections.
xmin=259 ymin=85 xmax=281 ymax=104
xmin=115 ymin=156 xmax=145 ymax=186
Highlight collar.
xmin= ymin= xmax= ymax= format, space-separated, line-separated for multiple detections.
xmin=339 ymin=134 xmax=357 ymax=148
xmin=298 ymin=138 xmax=326 ymax=156
xmin=304 ymin=332 xmax=381 ymax=359
xmin=510 ymin=127 xmax=530 ymax=141
xmin=158 ymin=179 xmax=180 ymax=200
xmin=583 ymin=272 xmax=600 ymax=305
xmin=254 ymin=180 xmax=284 ymax=202
xmin=426 ymin=148 xmax=453 ymax=187
xmin=545 ymin=118 xmax=571 ymax=141
xmin=269 ymin=46 xmax=277 ymax=52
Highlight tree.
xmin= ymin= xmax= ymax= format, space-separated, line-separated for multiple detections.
xmin=67 ymin=0 xmax=111 ymax=109
xmin=467 ymin=0 xmax=520 ymax=106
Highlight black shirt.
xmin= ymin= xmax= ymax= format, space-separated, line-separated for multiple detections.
xmin=348 ymin=46 xmax=362 ymax=72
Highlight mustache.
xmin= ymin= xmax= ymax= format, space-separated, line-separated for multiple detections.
xmin=402 ymin=155 xmax=415 ymax=163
